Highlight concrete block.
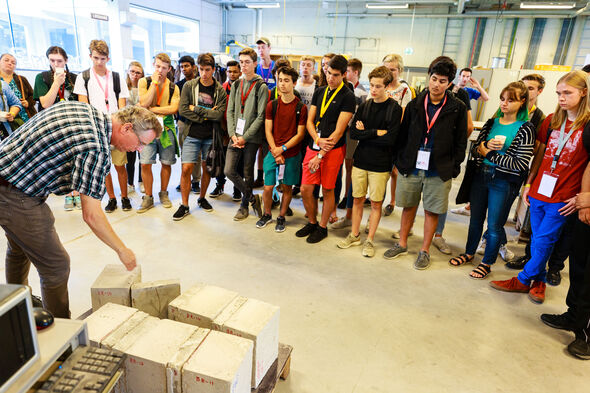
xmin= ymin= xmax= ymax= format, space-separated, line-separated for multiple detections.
xmin=131 ymin=279 xmax=181 ymax=318
xmin=100 ymin=310 xmax=150 ymax=349
xmin=109 ymin=316 xmax=160 ymax=353
xmin=166 ymin=328 xmax=210 ymax=393
xmin=168 ymin=284 xmax=239 ymax=329
xmin=221 ymin=298 xmax=280 ymax=388
xmin=85 ymin=303 xmax=139 ymax=347
xmin=123 ymin=319 xmax=198 ymax=393
xmin=211 ymin=296 xmax=248 ymax=332
xmin=182 ymin=330 xmax=253 ymax=393
xmin=91 ymin=264 xmax=141 ymax=311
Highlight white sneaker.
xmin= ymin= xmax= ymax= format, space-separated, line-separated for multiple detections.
xmin=329 ymin=217 xmax=352 ymax=229
xmin=127 ymin=184 xmax=135 ymax=194
xmin=139 ymin=182 xmax=145 ymax=193
xmin=499 ymin=244 xmax=514 ymax=262
xmin=476 ymin=238 xmax=486 ymax=255
xmin=392 ymin=229 xmax=413 ymax=239
xmin=432 ymin=236 xmax=452 ymax=255
xmin=451 ymin=206 xmax=471 ymax=216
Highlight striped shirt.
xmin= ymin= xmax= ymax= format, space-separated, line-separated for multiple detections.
xmin=0 ymin=101 xmax=112 ymax=199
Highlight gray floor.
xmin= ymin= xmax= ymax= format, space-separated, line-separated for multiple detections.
xmin=1 ymin=162 xmax=586 ymax=393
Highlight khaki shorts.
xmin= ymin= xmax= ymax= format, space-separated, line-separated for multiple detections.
xmin=351 ymin=167 xmax=390 ymax=202
xmin=111 ymin=148 xmax=128 ymax=166
xmin=395 ymin=171 xmax=452 ymax=214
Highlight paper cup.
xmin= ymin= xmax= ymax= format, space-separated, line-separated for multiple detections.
xmin=494 ymin=135 xmax=507 ymax=145
xmin=0 ymin=111 xmax=9 ymax=121
xmin=55 ymin=67 xmax=65 ymax=75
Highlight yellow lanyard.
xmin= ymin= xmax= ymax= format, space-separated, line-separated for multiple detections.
xmin=529 ymin=105 xmax=536 ymax=116
xmin=316 ymin=82 xmax=344 ymax=127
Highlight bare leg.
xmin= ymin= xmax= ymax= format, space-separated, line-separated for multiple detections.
xmin=320 ymin=188 xmax=335 ymax=228
xmin=422 ymin=210 xmax=439 ymax=253
xmin=141 ymin=164 xmax=153 ymax=196
xmin=180 ymin=163 xmax=194 ymax=206
xmin=351 ymin=197 xmax=364 ymax=237
xmin=368 ymin=200 xmax=383 ymax=241
xmin=114 ymin=165 xmax=128 ymax=198
xmin=199 ymin=161 xmax=210 ymax=199
xmin=388 ymin=167 xmax=398 ymax=207
xmin=399 ymin=206 xmax=418 ymax=248
xmin=160 ymin=164 xmax=171 ymax=192
xmin=301 ymin=184 xmax=318 ymax=224
xmin=105 ymin=173 xmax=115 ymax=199
xmin=279 ymin=186 xmax=293 ymax=217
xmin=262 ymin=185 xmax=274 ymax=215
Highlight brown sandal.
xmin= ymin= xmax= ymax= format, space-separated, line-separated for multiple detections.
xmin=469 ymin=263 xmax=492 ymax=279
xmin=449 ymin=253 xmax=474 ymax=267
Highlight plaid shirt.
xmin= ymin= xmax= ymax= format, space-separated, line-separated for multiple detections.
xmin=0 ymin=101 xmax=112 ymax=199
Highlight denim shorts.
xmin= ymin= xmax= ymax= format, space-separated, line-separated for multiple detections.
xmin=181 ymin=136 xmax=212 ymax=163
xmin=139 ymin=129 xmax=177 ymax=165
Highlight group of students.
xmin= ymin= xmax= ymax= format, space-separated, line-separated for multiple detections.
xmin=2 ymin=36 xmax=590 ymax=360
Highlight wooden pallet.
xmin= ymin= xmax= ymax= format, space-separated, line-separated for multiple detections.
xmin=253 ymin=343 xmax=293 ymax=393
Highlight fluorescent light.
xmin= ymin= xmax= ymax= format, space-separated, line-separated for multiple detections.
xmin=246 ymin=2 xmax=280 ymax=8
xmin=366 ymin=3 xmax=409 ymax=9
xmin=520 ymin=2 xmax=576 ymax=9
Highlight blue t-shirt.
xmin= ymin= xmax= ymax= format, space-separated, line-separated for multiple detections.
xmin=413 ymin=96 xmax=443 ymax=177
xmin=483 ymin=118 xmax=523 ymax=167
xmin=464 ymin=87 xmax=481 ymax=101
xmin=256 ymin=61 xmax=275 ymax=89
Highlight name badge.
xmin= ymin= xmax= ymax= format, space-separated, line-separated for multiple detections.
xmin=312 ymin=142 xmax=320 ymax=151
xmin=538 ymin=171 xmax=558 ymax=198
xmin=278 ymin=164 xmax=285 ymax=181
xmin=236 ymin=118 xmax=246 ymax=136
xmin=416 ymin=148 xmax=431 ymax=171
xmin=157 ymin=116 xmax=164 ymax=129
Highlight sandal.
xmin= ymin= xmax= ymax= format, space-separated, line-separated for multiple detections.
xmin=329 ymin=215 xmax=339 ymax=224
xmin=449 ymin=253 xmax=473 ymax=266
xmin=469 ymin=263 xmax=492 ymax=280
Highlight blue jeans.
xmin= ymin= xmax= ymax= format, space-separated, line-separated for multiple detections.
xmin=224 ymin=142 xmax=260 ymax=207
xmin=435 ymin=212 xmax=447 ymax=235
xmin=465 ymin=166 xmax=520 ymax=265
xmin=518 ymin=197 xmax=568 ymax=285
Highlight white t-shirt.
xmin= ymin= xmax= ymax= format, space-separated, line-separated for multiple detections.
xmin=295 ymin=79 xmax=316 ymax=110
xmin=74 ymin=69 xmax=130 ymax=114
xmin=386 ymin=82 xmax=412 ymax=108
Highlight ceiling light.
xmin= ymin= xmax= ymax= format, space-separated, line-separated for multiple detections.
xmin=366 ymin=3 xmax=409 ymax=9
xmin=246 ymin=2 xmax=280 ymax=9
xmin=520 ymin=2 xmax=576 ymax=9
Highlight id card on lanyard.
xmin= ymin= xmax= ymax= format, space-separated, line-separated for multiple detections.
xmin=538 ymin=120 xmax=575 ymax=198
xmin=416 ymin=93 xmax=447 ymax=170
xmin=237 ymin=79 xmax=256 ymax=135
xmin=92 ymin=69 xmax=110 ymax=112
xmin=313 ymin=82 xmax=344 ymax=150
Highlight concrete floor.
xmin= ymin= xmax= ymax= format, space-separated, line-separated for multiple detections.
xmin=1 ymin=163 xmax=587 ymax=393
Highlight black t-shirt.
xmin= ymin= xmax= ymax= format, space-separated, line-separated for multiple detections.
xmin=310 ymin=85 xmax=356 ymax=149
xmin=448 ymin=83 xmax=471 ymax=111
xmin=188 ymin=81 xmax=216 ymax=140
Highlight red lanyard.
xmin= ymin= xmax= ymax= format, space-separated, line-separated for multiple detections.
xmin=58 ymin=83 xmax=65 ymax=101
xmin=423 ymin=93 xmax=447 ymax=146
xmin=155 ymin=81 xmax=166 ymax=106
xmin=240 ymin=79 xmax=256 ymax=114
xmin=92 ymin=69 xmax=109 ymax=111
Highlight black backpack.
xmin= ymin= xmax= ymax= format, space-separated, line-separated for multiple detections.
xmin=206 ymin=125 xmax=226 ymax=178
xmin=270 ymin=98 xmax=304 ymax=126
xmin=145 ymin=76 xmax=175 ymax=105
xmin=81 ymin=69 xmax=121 ymax=101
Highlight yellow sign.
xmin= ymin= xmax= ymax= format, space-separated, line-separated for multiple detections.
xmin=533 ymin=64 xmax=572 ymax=72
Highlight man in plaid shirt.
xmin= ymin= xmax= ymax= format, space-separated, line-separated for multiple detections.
xmin=0 ymin=101 xmax=161 ymax=318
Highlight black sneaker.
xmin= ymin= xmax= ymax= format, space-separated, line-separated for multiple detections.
xmin=256 ymin=214 xmax=272 ymax=228
xmin=540 ymin=313 xmax=576 ymax=331
xmin=173 ymin=205 xmax=190 ymax=221
xmin=198 ymin=197 xmax=213 ymax=212
xmin=286 ymin=207 xmax=293 ymax=216
xmin=547 ymin=270 xmax=561 ymax=286
xmin=337 ymin=198 xmax=347 ymax=209
xmin=105 ymin=198 xmax=117 ymax=213
xmin=272 ymin=199 xmax=280 ymax=209
xmin=121 ymin=197 xmax=132 ymax=211
xmin=275 ymin=216 xmax=286 ymax=232
xmin=506 ymin=255 xmax=528 ymax=270
xmin=292 ymin=186 xmax=300 ymax=197
xmin=191 ymin=181 xmax=200 ymax=194
xmin=307 ymin=225 xmax=328 ymax=243
xmin=296 ymin=222 xmax=318 ymax=238
xmin=251 ymin=194 xmax=263 ymax=217
xmin=364 ymin=197 xmax=371 ymax=206
xmin=209 ymin=184 xmax=224 ymax=198
xmin=568 ymin=338 xmax=590 ymax=360
xmin=253 ymin=177 xmax=264 ymax=188
xmin=232 ymin=189 xmax=242 ymax=202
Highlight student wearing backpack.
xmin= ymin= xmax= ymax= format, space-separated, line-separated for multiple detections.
xmin=74 ymin=40 xmax=130 ymax=214
xmin=225 ymin=47 xmax=267 ymax=221
xmin=137 ymin=53 xmax=180 ymax=213
xmin=174 ymin=53 xmax=227 ymax=221
xmin=490 ymin=70 xmax=590 ymax=304
xmin=336 ymin=66 xmax=402 ymax=257
xmin=255 ymin=66 xmax=307 ymax=232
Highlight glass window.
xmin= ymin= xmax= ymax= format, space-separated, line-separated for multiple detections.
xmin=0 ymin=2 xmax=12 ymax=55
xmin=72 ymin=0 xmax=113 ymax=70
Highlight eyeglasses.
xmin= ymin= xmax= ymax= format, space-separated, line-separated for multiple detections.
xmin=129 ymin=70 xmax=143 ymax=75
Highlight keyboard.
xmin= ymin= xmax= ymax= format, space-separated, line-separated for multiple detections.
xmin=37 ymin=346 xmax=125 ymax=393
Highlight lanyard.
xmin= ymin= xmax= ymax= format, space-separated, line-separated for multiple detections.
xmin=551 ymin=120 xmax=576 ymax=172
xmin=529 ymin=105 xmax=536 ymax=116
xmin=274 ymin=88 xmax=279 ymax=100
xmin=240 ymin=79 xmax=256 ymax=114
xmin=92 ymin=69 xmax=109 ymax=111
xmin=155 ymin=81 xmax=166 ymax=106
xmin=58 ymin=83 xmax=65 ymax=101
xmin=316 ymin=82 xmax=344 ymax=127
xmin=423 ymin=93 xmax=447 ymax=146
xmin=259 ymin=62 xmax=273 ymax=83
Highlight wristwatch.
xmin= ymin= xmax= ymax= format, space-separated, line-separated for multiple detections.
xmin=317 ymin=152 xmax=324 ymax=160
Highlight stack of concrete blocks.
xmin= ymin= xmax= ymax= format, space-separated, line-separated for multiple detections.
xmin=181 ymin=330 xmax=253 ymax=393
xmin=215 ymin=298 xmax=280 ymax=388
xmin=166 ymin=328 xmax=210 ymax=393
xmin=131 ymin=279 xmax=181 ymax=318
xmin=84 ymin=303 xmax=140 ymax=346
xmin=90 ymin=265 xmax=141 ymax=311
xmin=100 ymin=311 xmax=155 ymax=349
xmin=168 ymin=284 xmax=239 ymax=329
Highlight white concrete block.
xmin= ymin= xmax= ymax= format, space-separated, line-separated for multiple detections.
xmin=182 ymin=330 xmax=253 ymax=393
xmin=85 ymin=303 xmax=139 ymax=347
xmin=91 ymin=264 xmax=141 ymax=311
xmin=100 ymin=310 xmax=150 ymax=349
xmin=123 ymin=319 xmax=198 ymax=393
xmin=168 ymin=284 xmax=239 ymax=329
xmin=166 ymin=328 xmax=210 ymax=393
xmin=110 ymin=315 xmax=160 ymax=353
xmin=211 ymin=296 xmax=248 ymax=332
xmin=221 ymin=298 xmax=280 ymax=388
xmin=131 ymin=279 xmax=181 ymax=318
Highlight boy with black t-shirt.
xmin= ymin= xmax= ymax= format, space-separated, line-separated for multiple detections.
xmin=256 ymin=66 xmax=307 ymax=232
xmin=296 ymin=55 xmax=356 ymax=244
xmin=174 ymin=53 xmax=227 ymax=220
